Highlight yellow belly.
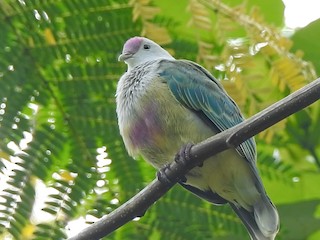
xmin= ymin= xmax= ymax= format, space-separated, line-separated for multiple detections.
xmin=186 ymin=148 xmax=259 ymax=211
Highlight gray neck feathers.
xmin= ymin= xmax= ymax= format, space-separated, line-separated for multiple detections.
xmin=116 ymin=60 xmax=159 ymax=117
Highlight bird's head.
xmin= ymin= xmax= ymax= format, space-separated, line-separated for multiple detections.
xmin=118 ymin=37 xmax=174 ymax=70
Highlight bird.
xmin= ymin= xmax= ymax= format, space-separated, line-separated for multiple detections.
xmin=116 ymin=36 xmax=279 ymax=240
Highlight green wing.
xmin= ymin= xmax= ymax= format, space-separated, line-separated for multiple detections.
xmin=158 ymin=59 xmax=256 ymax=164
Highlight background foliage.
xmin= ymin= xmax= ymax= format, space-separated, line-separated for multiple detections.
xmin=0 ymin=0 xmax=319 ymax=239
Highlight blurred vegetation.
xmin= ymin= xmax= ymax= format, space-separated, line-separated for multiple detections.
xmin=0 ymin=0 xmax=319 ymax=239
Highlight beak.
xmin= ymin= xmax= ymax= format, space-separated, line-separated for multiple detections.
xmin=118 ymin=52 xmax=133 ymax=62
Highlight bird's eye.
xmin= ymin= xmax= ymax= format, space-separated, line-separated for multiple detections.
xmin=143 ymin=44 xmax=150 ymax=50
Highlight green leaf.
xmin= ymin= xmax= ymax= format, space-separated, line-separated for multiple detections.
xmin=278 ymin=199 xmax=320 ymax=240
xmin=291 ymin=19 xmax=320 ymax=74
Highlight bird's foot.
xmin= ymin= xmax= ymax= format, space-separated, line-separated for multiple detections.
xmin=175 ymin=143 xmax=202 ymax=167
xmin=157 ymin=164 xmax=174 ymax=185
xmin=175 ymin=143 xmax=194 ymax=182
xmin=157 ymin=163 xmax=188 ymax=184
xmin=157 ymin=143 xmax=194 ymax=185
xmin=174 ymin=143 xmax=194 ymax=167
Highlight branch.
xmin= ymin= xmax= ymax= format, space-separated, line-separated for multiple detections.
xmin=69 ymin=78 xmax=320 ymax=240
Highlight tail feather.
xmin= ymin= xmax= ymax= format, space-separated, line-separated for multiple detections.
xmin=230 ymin=197 xmax=279 ymax=240
xmin=254 ymin=196 xmax=279 ymax=238
xmin=230 ymin=204 xmax=268 ymax=240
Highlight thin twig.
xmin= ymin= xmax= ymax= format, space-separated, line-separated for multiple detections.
xmin=69 ymin=77 xmax=320 ymax=240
